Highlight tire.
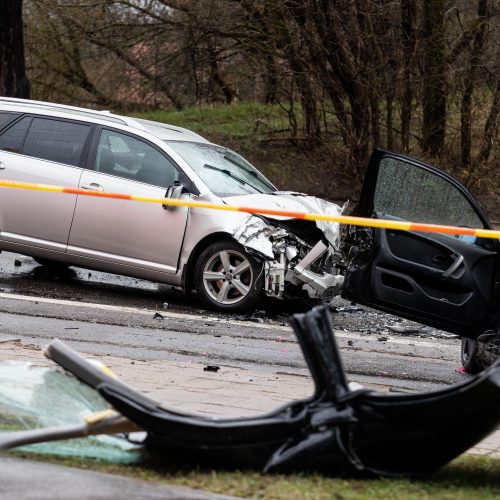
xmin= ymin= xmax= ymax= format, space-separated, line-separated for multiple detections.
xmin=32 ymin=257 xmax=69 ymax=272
xmin=461 ymin=337 xmax=482 ymax=374
xmin=195 ymin=240 xmax=264 ymax=312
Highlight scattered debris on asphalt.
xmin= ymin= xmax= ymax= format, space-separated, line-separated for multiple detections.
xmin=387 ymin=325 xmax=433 ymax=335
xmin=0 ymin=337 xmax=21 ymax=344
xmin=330 ymin=305 xmax=363 ymax=313
xmin=203 ymin=366 xmax=220 ymax=373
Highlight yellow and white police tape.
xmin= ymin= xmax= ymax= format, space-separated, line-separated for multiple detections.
xmin=1 ymin=179 xmax=499 ymax=239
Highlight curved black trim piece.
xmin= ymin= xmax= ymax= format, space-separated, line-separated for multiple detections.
xmin=45 ymin=306 xmax=500 ymax=477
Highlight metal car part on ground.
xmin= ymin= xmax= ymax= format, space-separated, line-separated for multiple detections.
xmin=2 ymin=306 xmax=498 ymax=477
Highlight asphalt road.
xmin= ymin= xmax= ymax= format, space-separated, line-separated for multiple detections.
xmin=0 ymin=250 xmax=468 ymax=391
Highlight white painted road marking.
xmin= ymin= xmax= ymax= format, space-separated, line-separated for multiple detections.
xmin=0 ymin=292 xmax=456 ymax=348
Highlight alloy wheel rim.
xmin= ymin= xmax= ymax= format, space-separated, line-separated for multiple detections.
xmin=202 ymin=249 xmax=253 ymax=305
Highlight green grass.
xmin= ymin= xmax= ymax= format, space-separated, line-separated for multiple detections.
xmin=10 ymin=451 xmax=500 ymax=499
xmin=132 ymin=101 xmax=292 ymax=139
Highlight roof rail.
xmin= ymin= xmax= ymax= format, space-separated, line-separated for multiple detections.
xmin=0 ymin=97 xmax=128 ymax=126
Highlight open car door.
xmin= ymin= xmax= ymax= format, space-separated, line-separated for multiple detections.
xmin=342 ymin=148 xmax=499 ymax=340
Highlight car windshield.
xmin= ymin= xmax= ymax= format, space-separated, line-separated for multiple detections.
xmin=165 ymin=141 xmax=276 ymax=197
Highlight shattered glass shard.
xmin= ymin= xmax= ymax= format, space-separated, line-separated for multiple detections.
xmin=0 ymin=362 xmax=142 ymax=462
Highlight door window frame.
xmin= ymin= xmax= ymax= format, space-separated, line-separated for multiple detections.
xmin=0 ymin=114 xmax=33 ymax=155
xmin=0 ymin=112 xmax=22 ymax=133
xmin=359 ymin=148 xmax=495 ymax=233
xmin=85 ymin=125 xmax=198 ymax=193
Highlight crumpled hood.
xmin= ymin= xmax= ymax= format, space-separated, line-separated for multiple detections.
xmin=224 ymin=192 xmax=345 ymax=250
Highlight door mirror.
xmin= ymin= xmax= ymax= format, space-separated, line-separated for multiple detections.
xmin=163 ymin=181 xmax=184 ymax=210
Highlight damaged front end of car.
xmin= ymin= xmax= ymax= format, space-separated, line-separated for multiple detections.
xmin=232 ymin=195 xmax=346 ymax=303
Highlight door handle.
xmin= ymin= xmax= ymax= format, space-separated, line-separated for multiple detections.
xmin=81 ymin=183 xmax=104 ymax=192
xmin=442 ymin=254 xmax=464 ymax=278
xmin=0 ymin=161 xmax=5 ymax=170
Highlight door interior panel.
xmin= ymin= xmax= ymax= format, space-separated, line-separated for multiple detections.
xmin=370 ymin=227 xmax=496 ymax=332
xmin=344 ymin=149 xmax=499 ymax=339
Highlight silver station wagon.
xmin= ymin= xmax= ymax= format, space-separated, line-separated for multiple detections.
xmin=0 ymin=98 xmax=345 ymax=312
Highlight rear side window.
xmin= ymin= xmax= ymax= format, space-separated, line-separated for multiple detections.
xmin=0 ymin=112 xmax=20 ymax=131
xmin=0 ymin=116 xmax=31 ymax=153
xmin=22 ymin=118 xmax=90 ymax=167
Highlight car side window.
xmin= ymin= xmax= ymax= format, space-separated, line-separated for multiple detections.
xmin=0 ymin=116 xmax=31 ymax=153
xmin=95 ymin=129 xmax=180 ymax=187
xmin=21 ymin=118 xmax=90 ymax=167
xmin=373 ymin=157 xmax=485 ymax=242
xmin=0 ymin=112 xmax=20 ymax=131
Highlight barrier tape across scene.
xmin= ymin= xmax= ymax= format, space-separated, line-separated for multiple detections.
xmin=1 ymin=179 xmax=499 ymax=240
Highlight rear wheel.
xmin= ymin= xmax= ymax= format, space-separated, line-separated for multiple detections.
xmin=195 ymin=240 xmax=263 ymax=312
xmin=461 ymin=337 xmax=482 ymax=374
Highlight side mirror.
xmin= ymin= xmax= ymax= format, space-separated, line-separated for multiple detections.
xmin=163 ymin=181 xmax=184 ymax=210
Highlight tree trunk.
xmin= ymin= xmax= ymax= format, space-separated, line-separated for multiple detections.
xmin=0 ymin=0 xmax=30 ymax=97
xmin=400 ymin=0 xmax=417 ymax=152
xmin=421 ymin=0 xmax=446 ymax=156
xmin=263 ymin=54 xmax=278 ymax=104
xmin=478 ymin=79 xmax=500 ymax=163
xmin=386 ymin=93 xmax=394 ymax=150
xmin=208 ymin=45 xmax=236 ymax=104
xmin=460 ymin=0 xmax=488 ymax=166
xmin=370 ymin=91 xmax=380 ymax=148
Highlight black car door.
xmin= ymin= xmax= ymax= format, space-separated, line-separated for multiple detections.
xmin=342 ymin=148 xmax=499 ymax=340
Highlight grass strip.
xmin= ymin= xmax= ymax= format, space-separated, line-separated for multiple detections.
xmin=9 ymin=451 xmax=499 ymax=499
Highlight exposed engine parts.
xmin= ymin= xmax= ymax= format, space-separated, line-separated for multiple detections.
xmin=234 ymin=214 xmax=344 ymax=301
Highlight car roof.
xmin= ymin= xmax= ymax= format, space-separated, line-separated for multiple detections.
xmin=0 ymin=97 xmax=208 ymax=143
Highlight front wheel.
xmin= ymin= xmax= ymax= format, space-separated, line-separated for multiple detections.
xmin=461 ymin=337 xmax=482 ymax=374
xmin=195 ymin=241 xmax=264 ymax=312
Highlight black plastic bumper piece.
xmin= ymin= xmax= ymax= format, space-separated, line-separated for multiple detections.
xmin=45 ymin=306 xmax=500 ymax=477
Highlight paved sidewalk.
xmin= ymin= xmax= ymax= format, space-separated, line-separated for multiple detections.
xmin=0 ymin=339 xmax=498 ymax=458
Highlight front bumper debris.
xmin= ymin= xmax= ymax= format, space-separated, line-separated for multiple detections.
xmin=288 ymin=240 xmax=344 ymax=298
xmin=234 ymin=215 xmax=344 ymax=300
xmin=3 ymin=306 xmax=498 ymax=477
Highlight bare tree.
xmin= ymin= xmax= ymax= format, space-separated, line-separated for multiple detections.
xmin=460 ymin=0 xmax=488 ymax=166
xmin=401 ymin=0 xmax=417 ymax=152
xmin=0 ymin=0 xmax=30 ymax=97
xmin=20 ymin=0 xmax=498 ymax=207
xmin=421 ymin=0 xmax=447 ymax=155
